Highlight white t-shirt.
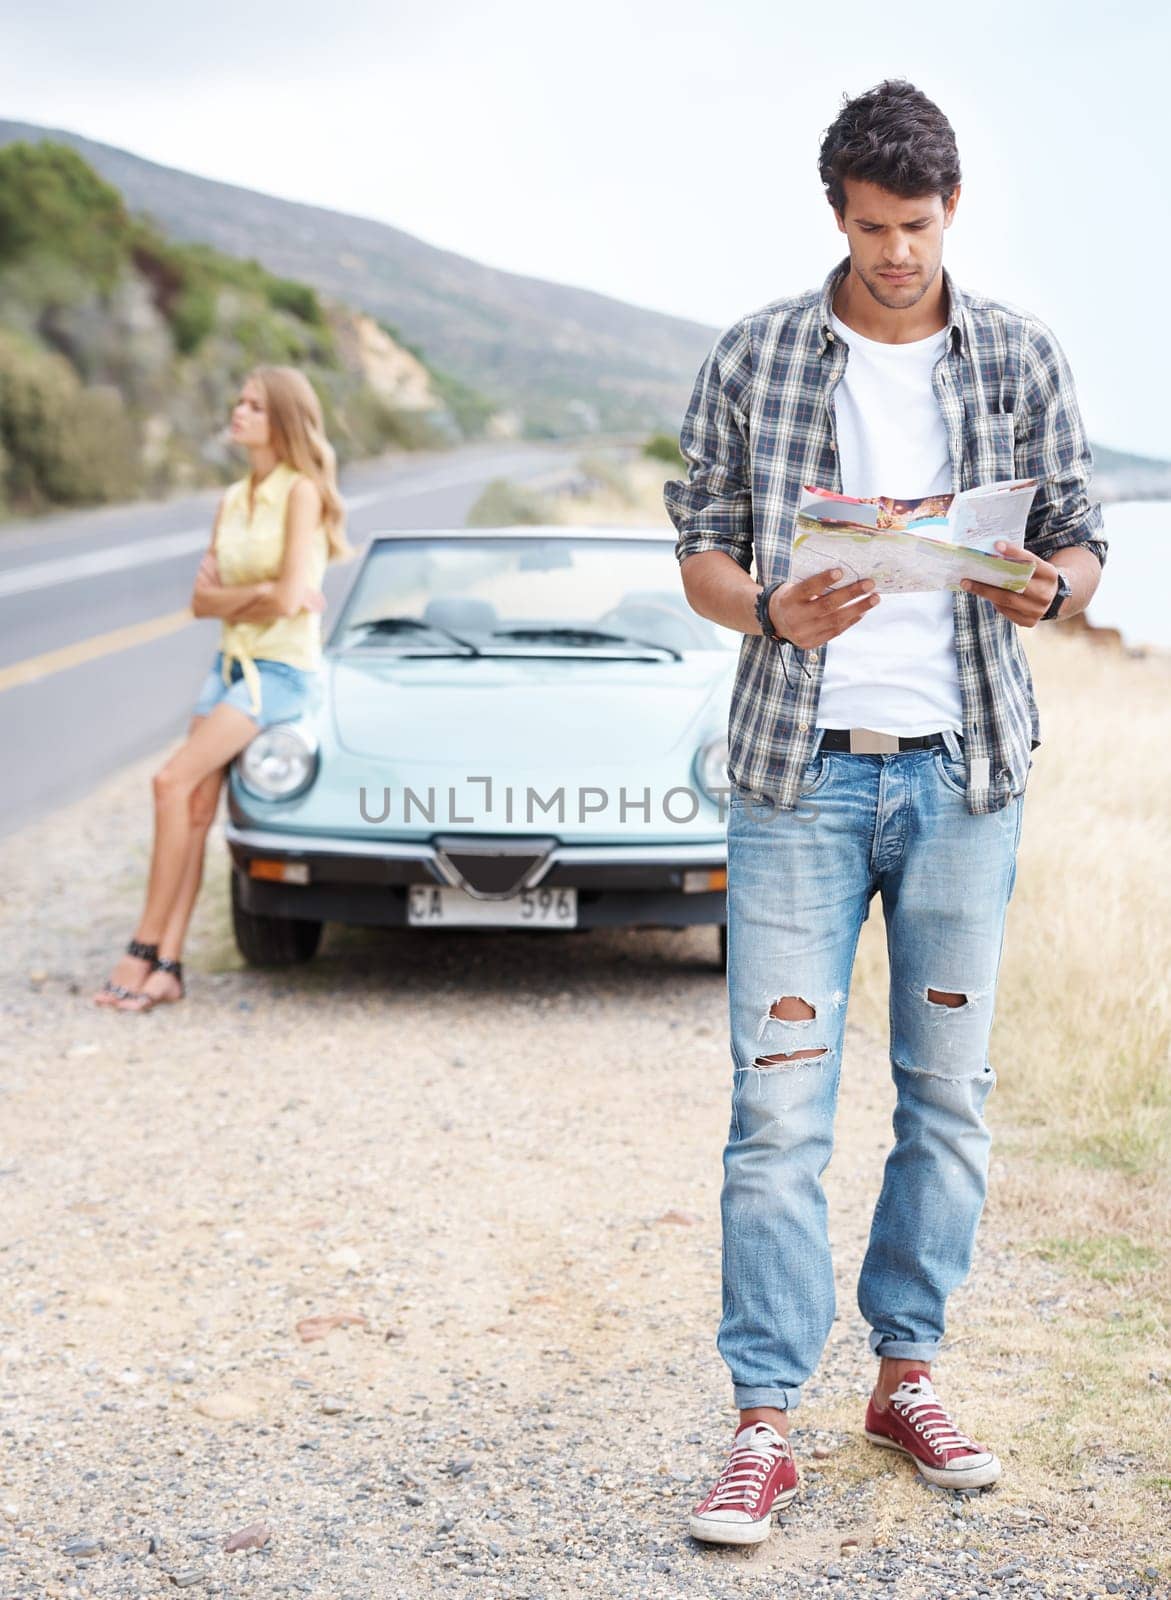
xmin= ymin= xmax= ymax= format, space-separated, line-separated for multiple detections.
xmin=816 ymin=310 xmax=964 ymax=735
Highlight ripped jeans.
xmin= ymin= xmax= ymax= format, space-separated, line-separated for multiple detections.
xmin=720 ymin=733 xmax=1024 ymax=1412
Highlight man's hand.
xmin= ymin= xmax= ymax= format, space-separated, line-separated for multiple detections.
xmin=770 ymin=567 xmax=880 ymax=648
xmin=960 ymin=542 xmax=1056 ymax=627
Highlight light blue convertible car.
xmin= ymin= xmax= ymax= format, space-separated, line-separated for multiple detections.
xmin=224 ymin=525 xmax=737 ymax=968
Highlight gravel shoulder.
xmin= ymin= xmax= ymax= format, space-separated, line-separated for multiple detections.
xmin=0 ymin=749 xmax=1166 ymax=1599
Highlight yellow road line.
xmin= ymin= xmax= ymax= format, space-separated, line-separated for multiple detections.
xmin=0 ymin=609 xmax=195 ymax=694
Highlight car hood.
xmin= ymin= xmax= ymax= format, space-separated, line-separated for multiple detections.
xmin=329 ymin=653 xmax=733 ymax=764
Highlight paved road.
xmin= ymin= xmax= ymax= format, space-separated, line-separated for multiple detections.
xmin=0 ymin=443 xmax=582 ymax=837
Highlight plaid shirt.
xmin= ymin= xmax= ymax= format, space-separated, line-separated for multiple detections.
xmin=664 ymin=253 xmax=1108 ymax=814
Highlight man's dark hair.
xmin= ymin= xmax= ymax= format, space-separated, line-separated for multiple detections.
xmin=818 ymin=79 xmax=961 ymax=217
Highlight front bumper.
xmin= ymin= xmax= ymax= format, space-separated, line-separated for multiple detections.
xmin=224 ymin=823 xmax=728 ymax=931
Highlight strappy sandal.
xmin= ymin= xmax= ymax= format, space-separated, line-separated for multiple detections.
xmin=94 ymin=939 xmax=159 ymax=1007
xmin=116 ymin=956 xmax=185 ymax=1013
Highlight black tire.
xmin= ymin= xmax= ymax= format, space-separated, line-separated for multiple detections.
xmin=231 ymin=870 xmax=323 ymax=966
xmin=717 ymin=923 xmax=728 ymax=972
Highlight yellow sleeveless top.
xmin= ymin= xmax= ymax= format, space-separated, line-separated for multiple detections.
xmin=214 ymin=462 xmax=330 ymax=715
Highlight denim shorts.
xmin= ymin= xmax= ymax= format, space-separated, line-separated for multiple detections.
xmin=192 ymin=651 xmax=319 ymax=729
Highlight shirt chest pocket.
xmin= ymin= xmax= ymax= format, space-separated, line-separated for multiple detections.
xmin=965 ymin=410 xmax=1017 ymax=489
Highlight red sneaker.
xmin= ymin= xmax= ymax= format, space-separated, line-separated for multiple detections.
xmin=689 ymin=1419 xmax=800 ymax=1544
xmin=864 ymin=1370 xmax=1002 ymax=1490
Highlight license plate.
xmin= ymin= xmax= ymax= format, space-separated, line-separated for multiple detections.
xmin=407 ymin=884 xmax=578 ymax=928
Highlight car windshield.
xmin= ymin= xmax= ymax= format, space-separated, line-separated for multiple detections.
xmin=330 ymin=535 xmax=740 ymax=657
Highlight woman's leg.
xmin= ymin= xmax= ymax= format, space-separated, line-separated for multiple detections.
xmin=94 ymin=713 xmax=221 ymax=1004
xmin=120 ymin=763 xmax=227 ymax=1006
xmin=98 ymin=706 xmax=256 ymax=1001
xmin=162 ymin=764 xmax=226 ymax=956
xmin=137 ymin=703 xmax=257 ymax=935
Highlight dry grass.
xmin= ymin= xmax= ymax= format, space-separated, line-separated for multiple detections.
xmin=551 ymin=452 xmax=676 ymax=527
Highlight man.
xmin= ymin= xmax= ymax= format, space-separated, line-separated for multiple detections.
xmin=664 ymin=78 xmax=1106 ymax=1546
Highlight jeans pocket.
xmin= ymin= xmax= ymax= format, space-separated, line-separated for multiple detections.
xmin=933 ymin=745 xmax=968 ymax=798
xmin=798 ymin=752 xmax=832 ymax=797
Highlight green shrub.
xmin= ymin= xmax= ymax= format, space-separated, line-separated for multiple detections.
xmin=130 ymin=225 xmax=330 ymax=357
xmin=465 ymin=477 xmax=559 ymax=527
xmin=0 ymin=142 xmax=130 ymax=289
xmin=130 ymin=230 xmax=220 ymax=354
xmin=266 ymin=277 xmax=324 ymax=325
xmin=345 ymin=388 xmax=447 ymax=454
xmin=0 ymin=329 xmax=138 ymax=508
xmin=171 ymin=282 xmax=217 ymax=355
xmin=160 ymin=238 xmax=267 ymax=297
xmin=643 ymin=431 xmax=685 ymax=468
xmin=431 ymin=367 xmax=495 ymax=439
xmin=521 ymin=416 xmax=562 ymax=441
xmin=375 ymin=406 xmax=446 ymax=451
xmin=231 ymin=311 xmax=316 ymax=366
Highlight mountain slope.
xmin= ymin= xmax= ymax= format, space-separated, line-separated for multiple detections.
xmin=0 ymin=120 xmax=716 ymax=438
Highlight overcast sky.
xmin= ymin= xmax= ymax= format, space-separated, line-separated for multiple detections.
xmin=2 ymin=0 xmax=1167 ymax=455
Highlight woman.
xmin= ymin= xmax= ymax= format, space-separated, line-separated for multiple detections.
xmin=93 ymin=365 xmax=352 ymax=1011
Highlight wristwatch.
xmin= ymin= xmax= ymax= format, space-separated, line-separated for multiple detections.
xmin=1040 ymin=569 xmax=1071 ymax=621
xmin=756 ymin=579 xmax=789 ymax=644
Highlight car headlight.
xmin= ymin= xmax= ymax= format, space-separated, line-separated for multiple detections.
xmin=694 ymin=734 xmax=730 ymax=802
xmin=237 ymin=724 xmax=318 ymax=801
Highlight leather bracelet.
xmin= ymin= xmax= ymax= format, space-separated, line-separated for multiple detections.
xmin=755 ymin=579 xmax=789 ymax=645
xmin=1039 ymin=569 xmax=1071 ymax=621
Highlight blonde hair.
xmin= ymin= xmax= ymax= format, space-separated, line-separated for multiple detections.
xmin=249 ymin=365 xmax=352 ymax=562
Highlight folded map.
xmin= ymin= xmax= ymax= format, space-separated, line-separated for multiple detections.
xmin=791 ymin=477 xmax=1041 ymax=595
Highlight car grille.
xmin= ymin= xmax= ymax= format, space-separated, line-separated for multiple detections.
xmin=432 ymin=837 xmax=555 ymax=899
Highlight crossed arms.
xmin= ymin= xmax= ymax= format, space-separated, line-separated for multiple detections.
xmin=191 ymin=477 xmax=327 ymax=623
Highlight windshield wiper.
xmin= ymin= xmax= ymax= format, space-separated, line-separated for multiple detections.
xmin=489 ymin=626 xmax=682 ymax=661
xmin=341 ymin=617 xmax=481 ymax=656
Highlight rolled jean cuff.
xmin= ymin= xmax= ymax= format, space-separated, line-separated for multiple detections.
xmin=732 ymin=1384 xmax=803 ymax=1413
xmin=868 ymin=1332 xmax=942 ymax=1362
